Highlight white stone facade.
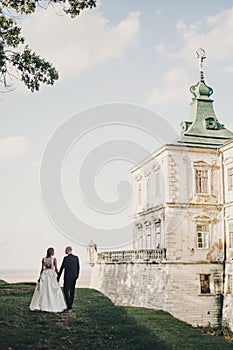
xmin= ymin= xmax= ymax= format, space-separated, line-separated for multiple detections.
xmin=222 ymin=140 xmax=233 ymax=330
xmin=88 ymin=65 xmax=233 ymax=330
xmin=89 ymin=141 xmax=233 ymax=330
xmin=131 ymin=145 xmax=223 ymax=264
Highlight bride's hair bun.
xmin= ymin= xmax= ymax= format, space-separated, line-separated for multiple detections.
xmin=46 ymin=247 xmax=54 ymax=258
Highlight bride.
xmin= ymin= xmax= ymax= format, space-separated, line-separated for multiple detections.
xmin=30 ymin=247 xmax=67 ymax=312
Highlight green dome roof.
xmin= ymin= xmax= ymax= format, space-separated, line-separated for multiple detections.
xmin=173 ymin=49 xmax=233 ymax=148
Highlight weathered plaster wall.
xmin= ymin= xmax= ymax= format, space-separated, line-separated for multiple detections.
xmin=222 ymin=140 xmax=233 ymax=330
xmin=163 ymin=206 xmax=223 ymax=263
xmin=131 ymin=147 xmax=220 ymax=218
xmin=89 ymin=262 xmax=223 ymax=328
xmin=223 ymin=262 xmax=233 ymax=330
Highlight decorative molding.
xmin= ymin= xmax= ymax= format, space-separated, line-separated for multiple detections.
xmin=193 ymin=160 xmax=211 ymax=169
xmin=144 ymin=171 xmax=151 ymax=177
xmin=224 ymin=157 xmax=233 ymax=166
xmin=153 ymin=164 xmax=161 ymax=172
xmin=144 ymin=220 xmax=151 ymax=227
xmin=136 ymin=175 xmax=142 ymax=181
xmin=193 ymin=215 xmax=212 ymax=221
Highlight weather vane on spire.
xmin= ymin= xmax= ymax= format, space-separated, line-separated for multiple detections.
xmin=196 ymin=48 xmax=206 ymax=71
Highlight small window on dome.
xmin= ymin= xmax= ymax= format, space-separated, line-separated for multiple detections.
xmin=205 ymin=117 xmax=217 ymax=129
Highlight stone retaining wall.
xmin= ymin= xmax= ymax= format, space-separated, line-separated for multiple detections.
xmin=89 ymin=261 xmax=223 ymax=327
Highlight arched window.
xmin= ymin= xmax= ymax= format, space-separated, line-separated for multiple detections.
xmin=135 ymin=223 xmax=143 ymax=250
xmin=144 ymin=221 xmax=151 ymax=249
xmin=154 ymin=220 xmax=161 ymax=249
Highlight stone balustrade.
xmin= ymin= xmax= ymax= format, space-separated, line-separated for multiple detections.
xmin=97 ymin=248 xmax=166 ymax=263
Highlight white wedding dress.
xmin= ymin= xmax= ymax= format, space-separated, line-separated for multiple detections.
xmin=30 ymin=256 xmax=67 ymax=312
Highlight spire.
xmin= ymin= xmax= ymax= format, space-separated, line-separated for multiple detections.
xmin=190 ymin=49 xmax=213 ymax=101
xmin=174 ymin=48 xmax=233 ymax=148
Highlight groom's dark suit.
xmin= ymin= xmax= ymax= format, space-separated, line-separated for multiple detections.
xmin=57 ymin=253 xmax=80 ymax=310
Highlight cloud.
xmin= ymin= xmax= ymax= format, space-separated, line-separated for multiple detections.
xmin=176 ymin=8 xmax=233 ymax=65
xmin=154 ymin=42 xmax=168 ymax=55
xmin=22 ymin=8 xmax=140 ymax=79
xmin=154 ymin=10 xmax=162 ymax=16
xmin=148 ymin=7 xmax=233 ymax=107
xmin=147 ymin=67 xmax=190 ymax=107
xmin=0 ymin=137 xmax=29 ymax=160
xmin=154 ymin=42 xmax=178 ymax=59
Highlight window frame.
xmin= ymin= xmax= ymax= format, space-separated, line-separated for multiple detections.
xmin=227 ymin=275 xmax=232 ymax=294
xmin=196 ymin=223 xmax=209 ymax=249
xmin=137 ymin=179 xmax=142 ymax=206
xmin=145 ymin=171 xmax=151 ymax=205
xmin=228 ymin=167 xmax=233 ymax=191
xmin=154 ymin=170 xmax=160 ymax=197
xmin=144 ymin=221 xmax=151 ymax=249
xmin=200 ymin=274 xmax=211 ymax=294
xmin=193 ymin=161 xmax=211 ymax=195
xmin=229 ymin=223 xmax=233 ymax=249
xmin=154 ymin=221 xmax=161 ymax=249
xmin=195 ymin=168 xmax=209 ymax=194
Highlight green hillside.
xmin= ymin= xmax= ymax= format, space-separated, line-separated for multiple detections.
xmin=0 ymin=282 xmax=232 ymax=350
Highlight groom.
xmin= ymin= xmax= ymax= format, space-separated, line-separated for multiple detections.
xmin=57 ymin=246 xmax=80 ymax=310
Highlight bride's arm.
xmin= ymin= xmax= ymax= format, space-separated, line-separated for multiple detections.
xmin=38 ymin=258 xmax=44 ymax=282
xmin=54 ymin=257 xmax=58 ymax=274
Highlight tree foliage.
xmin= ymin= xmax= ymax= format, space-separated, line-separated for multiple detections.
xmin=0 ymin=0 xmax=96 ymax=92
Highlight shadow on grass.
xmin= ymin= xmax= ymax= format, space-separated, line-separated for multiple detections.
xmin=0 ymin=285 xmax=233 ymax=350
xmin=0 ymin=284 xmax=167 ymax=350
xmin=125 ymin=306 xmax=233 ymax=350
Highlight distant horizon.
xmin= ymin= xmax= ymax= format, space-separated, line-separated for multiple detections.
xmin=0 ymin=269 xmax=91 ymax=287
xmin=0 ymin=268 xmax=91 ymax=272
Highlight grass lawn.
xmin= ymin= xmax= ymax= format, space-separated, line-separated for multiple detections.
xmin=0 ymin=281 xmax=233 ymax=350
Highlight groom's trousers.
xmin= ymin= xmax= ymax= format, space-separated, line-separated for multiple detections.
xmin=64 ymin=278 xmax=76 ymax=309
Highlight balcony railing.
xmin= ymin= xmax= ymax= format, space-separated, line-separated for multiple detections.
xmin=97 ymin=249 xmax=166 ymax=263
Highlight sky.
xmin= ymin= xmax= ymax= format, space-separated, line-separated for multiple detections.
xmin=1 ymin=0 xmax=233 ymax=275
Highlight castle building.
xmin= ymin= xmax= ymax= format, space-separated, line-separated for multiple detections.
xmin=88 ymin=50 xmax=233 ymax=330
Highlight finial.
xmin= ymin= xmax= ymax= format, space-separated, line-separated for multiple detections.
xmin=190 ymin=48 xmax=213 ymax=99
xmin=196 ymin=48 xmax=206 ymax=71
